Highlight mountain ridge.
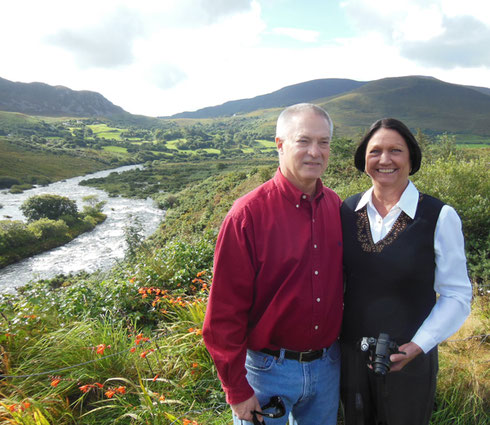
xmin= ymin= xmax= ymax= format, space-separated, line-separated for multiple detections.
xmin=0 ymin=77 xmax=128 ymax=118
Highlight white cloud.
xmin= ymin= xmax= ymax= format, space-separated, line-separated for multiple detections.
xmin=270 ymin=27 xmax=320 ymax=43
xmin=0 ymin=0 xmax=488 ymax=116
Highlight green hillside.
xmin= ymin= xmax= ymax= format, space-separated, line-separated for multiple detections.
xmin=319 ymin=76 xmax=490 ymax=137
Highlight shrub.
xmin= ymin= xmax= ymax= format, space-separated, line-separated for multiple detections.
xmin=20 ymin=194 xmax=79 ymax=222
xmin=27 ymin=218 xmax=70 ymax=240
xmin=0 ymin=220 xmax=36 ymax=253
xmin=0 ymin=176 xmax=20 ymax=189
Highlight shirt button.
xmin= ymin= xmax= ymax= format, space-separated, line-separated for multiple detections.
xmin=302 ymin=194 xmax=307 ymax=199
xmin=314 ymin=270 xmax=319 ymax=275
xmin=296 ymin=204 xmax=300 ymax=208
xmin=314 ymin=244 xmax=318 ymax=249
xmin=314 ymin=325 xmax=319 ymax=330
xmin=316 ymin=298 xmax=321 ymax=302
xmin=312 ymin=218 xmax=315 ymax=223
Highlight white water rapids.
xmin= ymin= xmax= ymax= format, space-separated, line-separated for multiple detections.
xmin=0 ymin=165 xmax=164 ymax=293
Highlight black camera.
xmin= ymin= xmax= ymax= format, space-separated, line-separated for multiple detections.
xmin=359 ymin=333 xmax=405 ymax=375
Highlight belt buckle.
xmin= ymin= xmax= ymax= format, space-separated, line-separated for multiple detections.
xmin=298 ymin=351 xmax=310 ymax=362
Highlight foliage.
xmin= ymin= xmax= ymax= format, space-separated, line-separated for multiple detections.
xmin=20 ymin=194 xmax=78 ymax=222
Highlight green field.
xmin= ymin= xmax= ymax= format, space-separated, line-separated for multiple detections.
xmin=0 ymin=138 xmax=110 ymax=181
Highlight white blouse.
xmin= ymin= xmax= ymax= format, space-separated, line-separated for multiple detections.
xmin=355 ymin=181 xmax=472 ymax=353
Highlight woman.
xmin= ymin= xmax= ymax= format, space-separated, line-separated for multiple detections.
xmin=340 ymin=118 xmax=472 ymax=425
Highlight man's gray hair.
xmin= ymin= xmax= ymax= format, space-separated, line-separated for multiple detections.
xmin=276 ymin=103 xmax=333 ymax=139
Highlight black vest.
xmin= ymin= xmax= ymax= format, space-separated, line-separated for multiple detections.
xmin=340 ymin=192 xmax=444 ymax=344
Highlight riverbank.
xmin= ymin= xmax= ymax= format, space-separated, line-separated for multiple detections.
xmin=0 ymin=212 xmax=106 ymax=269
xmin=0 ymin=164 xmax=163 ymax=292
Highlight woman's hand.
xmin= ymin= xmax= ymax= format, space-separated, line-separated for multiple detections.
xmin=389 ymin=341 xmax=423 ymax=372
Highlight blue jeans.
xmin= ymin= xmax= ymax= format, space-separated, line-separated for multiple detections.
xmin=233 ymin=341 xmax=340 ymax=425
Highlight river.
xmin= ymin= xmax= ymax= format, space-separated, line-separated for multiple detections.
xmin=0 ymin=165 xmax=164 ymax=293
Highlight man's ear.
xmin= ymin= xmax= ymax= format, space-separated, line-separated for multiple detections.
xmin=275 ymin=137 xmax=283 ymax=153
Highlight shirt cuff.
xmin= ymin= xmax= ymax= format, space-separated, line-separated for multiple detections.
xmin=224 ymin=380 xmax=255 ymax=405
xmin=411 ymin=329 xmax=438 ymax=354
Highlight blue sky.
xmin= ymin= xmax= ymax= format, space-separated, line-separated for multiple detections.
xmin=1 ymin=0 xmax=489 ymax=116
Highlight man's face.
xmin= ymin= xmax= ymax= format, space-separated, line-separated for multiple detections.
xmin=276 ymin=111 xmax=331 ymax=195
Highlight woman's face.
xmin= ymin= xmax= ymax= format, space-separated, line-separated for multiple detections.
xmin=365 ymin=128 xmax=411 ymax=190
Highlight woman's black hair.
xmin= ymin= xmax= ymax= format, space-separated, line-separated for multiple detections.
xmin=354 ymin=118 xmax=422 ymax=175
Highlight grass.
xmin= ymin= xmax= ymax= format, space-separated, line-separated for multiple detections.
xmin=102 ymin=146 xmax=128 ymax=153
xmin=87 ymin=124 xmax=124 ymax=141
xmin=0 ymin=138 xmax=110 ymax=183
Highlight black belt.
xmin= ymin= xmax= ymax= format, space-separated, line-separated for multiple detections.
xmin=260 ymin=348 xmax=324 ymax=362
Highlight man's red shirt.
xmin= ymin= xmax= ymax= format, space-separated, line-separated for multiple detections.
xmin=202 ymin=168 xmax=343 ymax=404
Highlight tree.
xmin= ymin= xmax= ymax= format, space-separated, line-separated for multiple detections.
xmin=20 ymin=194 xmax=78 ymax=222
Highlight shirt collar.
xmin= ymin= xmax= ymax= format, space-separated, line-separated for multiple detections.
xmin=355 ymin=180 xmax=419 ymax=219
xmin=273 ymin=167 xmax=324 ymax=204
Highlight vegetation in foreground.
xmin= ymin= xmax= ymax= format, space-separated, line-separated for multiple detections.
xmin=0 ymin=139 xmax=488 ymax=424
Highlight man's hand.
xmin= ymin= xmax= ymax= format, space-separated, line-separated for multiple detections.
xmin=231 ymin=394 xmax=262 ymax=422
xmin=389 ymin=341 xmax=423 ymax=372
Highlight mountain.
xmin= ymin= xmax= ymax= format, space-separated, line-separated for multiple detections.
xmin=0 ymin=77 xmax=128 ymax=117
xmin=318 ymin=76 xmax=490 ymax=136
xmin=167 ymin=78 xmax=366 ymax=118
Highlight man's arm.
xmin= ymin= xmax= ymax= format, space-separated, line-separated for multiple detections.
xmin=202 ymin=210 xmax=257 ymax=405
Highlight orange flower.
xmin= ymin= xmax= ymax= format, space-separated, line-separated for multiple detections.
xmin=195 ymin=329 xmax=202 ymax=335
xmin=142 ymin=293 xmax=148 ymax=299
xmin=192 ymin=363 xmax=199 ymax=368
xmin=152 ymin=374 xmax=160 ymax=382
xmin=138 ymin=287 xmax=146 ymax=294
xmin=115 ymin=386 xmax=126 ymax=394
xmin=130 ymin=347 xmax=136 ymax=353
xmin=7 ymin=404 xmax=16 ymax=412
xmin=96 ymin=344 xmax=111 ymax=355
xmin=188 ymin=327 xmax=195 ymax=333
xmin=94 ymin=382 xmax=104 ymax=388
xmin=51 ymin=378 xmax=61 ymax=387
xmin=130 ymin=278 xmax=135 ymax=283
xmin=158 ymin=394 xmax=166 ymax=402
xmin=79 ymin=384 xmax=92 ymax=393
xmin=105 ymin=389 xmax=116 ymax=398
xmin=21 ymin=401 xmax=31 ymax=410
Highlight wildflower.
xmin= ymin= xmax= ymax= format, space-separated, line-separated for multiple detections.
xmin=79 ymin=384 xmax=92 ymax=393
xmin=158 ymin=394 xmax=166 ymax=403
xmin=96 ymin=344 xmax=111 ymax=355
xmin=7 ymin=404 xmax=16 ymax=412
xmin=130 ymin=278 xmax=135 ymax=283
xmin=130 ymin=347 xmax=136 ymax=353
xmin=105 ymin=389 xmax=116 ymax=398
xmin=115 ymin=386 xmax=126 ymax=394
xmin=138 ymin=287 xmax=146 ymax=294
xmin=94 ymin=382 xmax=104 ymax=388
xmin=197 ymin=271 xmax=205 ymax=277
xmin=51 ymin=378 xmax=61 ymax=387
xmin=152 ymin=374 xmax=160 ymax=382
xmin=142 ymin=293 xmax=148 ymax=299
xmin=195 ymin=329 xmax=202 ymax=335
xmin=21 ymin=401 xmax=31 ymax=410
xmin=188 ymin=327 xmax=195 ymax=333
xmin=140 ymin=349 xmax=154 ymax=358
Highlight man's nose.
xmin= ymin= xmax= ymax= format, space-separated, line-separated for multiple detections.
xmin=308 ymin=142 xmax=321 ymax=157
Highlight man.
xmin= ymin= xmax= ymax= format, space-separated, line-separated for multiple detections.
xmin=203 ymin=103 xmax=343 ymax=425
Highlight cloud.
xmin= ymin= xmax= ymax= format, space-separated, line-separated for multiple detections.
xmin=270 ymin=27 xmax=320 ymax=43
xmin=46 ymin=6 xmax=144 ymax=68
xmin=149 ymin=63 xmax=188 ymax=90
xmin=341 ymin=0 xmax=490 ymax=69
xmin=400 ymin=15 xmax=490 ymax=68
